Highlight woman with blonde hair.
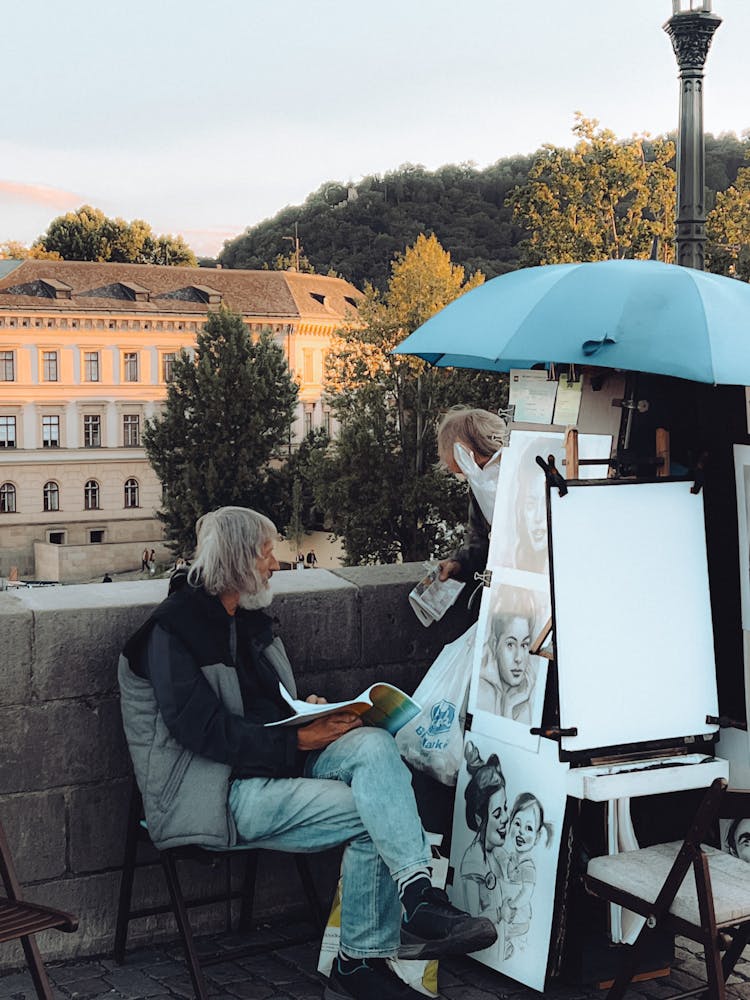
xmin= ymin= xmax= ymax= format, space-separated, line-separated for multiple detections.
xmin=437 ymin=406 xmax=507 ymax=583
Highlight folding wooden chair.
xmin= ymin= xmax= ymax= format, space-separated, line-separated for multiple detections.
xmin=584 ymin=778 xmax=750 ymax=1000
xmin=0 ymin=815 xmax=78 ymax=1000
xmin=114 ymin=780 xmax=326 ymax=1000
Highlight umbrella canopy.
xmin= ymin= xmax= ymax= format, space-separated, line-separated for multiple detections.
xmin=392 ymin=259 xmax=750 ymax=385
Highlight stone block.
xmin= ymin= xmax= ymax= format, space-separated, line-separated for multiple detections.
xmin=0 ymin=790 xmax=66 ymax=881
xmin=0 ymin=698 xmax=129 ymax=794
xmin=333 ymin=563 xmax=474 ymax=669
xmin=269 ymin=581 xmax=359 ymax=675
xmin=0 ymin=599 xmax=32 ymax=706
xmin=68 ymin=779 xmax=131 ymax=874
xmin=32 ymin=601 xmax=159 ymax=700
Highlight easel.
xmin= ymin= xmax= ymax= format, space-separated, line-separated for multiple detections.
xmin=532 ymin=435 xmax=728 ymax=986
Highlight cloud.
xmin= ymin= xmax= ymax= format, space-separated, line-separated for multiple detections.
xmin=0 ymin=180 xmax=83 ymax=209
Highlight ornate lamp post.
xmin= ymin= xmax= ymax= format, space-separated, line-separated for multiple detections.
xmin=664 ymin=1 xmax=722 ymax=270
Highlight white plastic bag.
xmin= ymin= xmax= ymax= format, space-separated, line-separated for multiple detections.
xmin=396 ymin=623 xmax=477 ymax=786
xmin=453 ymin=443 xmax=501 ymax=524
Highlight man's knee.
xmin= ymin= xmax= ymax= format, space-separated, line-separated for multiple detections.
xmin=348 ymin=726 xmax=402 ymax=761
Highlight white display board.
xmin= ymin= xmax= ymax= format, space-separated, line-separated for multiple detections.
xmin=549 ymin=481 xmax=719 ymax=754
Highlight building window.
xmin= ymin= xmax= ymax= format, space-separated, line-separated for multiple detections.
xmin=124 ymin=478 xmax=139 ymax=508
xmin=123 ymin=414 xmax=140 ymax=447
xmin=42 ymin=415 xmax=60 ymax=448
xmin=0 ymin=416 xmax=16 ymax=448
xmin=0 ymin=351 xmax=14 ymax=381
xmin=84 ymin=479 xmax=100 ymax=510
xmin=162 ymin=352 xmax=177 ymax=382
xmin=0 ymin=482 xmax=16 ymax=513
xmin=123 ymin=352 xmax=139 ymax=382
xmin=48 ymin=531 xmax=65 ymax=545
xmin=43 ymin=481 xmax=60 ymax=512
xmin=84 ymin=351 xmax=100 ymax=382
xmin=303 ymin=408 xmax=313 ymax=436
xmin=83 ymin=414 xmax=101 ymax=448
xmin=42 ymin=351 xmax=58 ymax=381
xmin=89 ymin=529 xmax=105 ymax=543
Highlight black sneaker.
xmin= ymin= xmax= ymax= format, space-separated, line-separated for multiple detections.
xmin=399 ymin=886 xmax=497 ymax=960
xmin=324 ymin=957 xmax=423 ymax=1000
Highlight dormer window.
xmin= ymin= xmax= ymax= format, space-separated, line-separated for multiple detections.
xmin=190 ymin=285 xmax=222 ymax=305
xmin=309 ymin=292 xmax=326 ymax=306
xmin=40 ymin=278 xmax=72 ymax=299
xmin=118 ymin=281 xmax=150 ymax=302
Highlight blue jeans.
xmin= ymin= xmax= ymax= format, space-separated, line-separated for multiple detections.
xmin=228 ymin=727 xmax=431 ymax=957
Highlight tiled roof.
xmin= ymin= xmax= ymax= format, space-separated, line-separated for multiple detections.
xmin=0 ymin=260 xmax=362 ymax=319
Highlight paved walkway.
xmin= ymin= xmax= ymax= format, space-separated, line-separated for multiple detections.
xmin=3 ymin=925 xmax=750 ymax=1000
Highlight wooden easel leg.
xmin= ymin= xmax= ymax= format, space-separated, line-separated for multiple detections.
xmin=113 ymin=785 xmax=142 ymax=964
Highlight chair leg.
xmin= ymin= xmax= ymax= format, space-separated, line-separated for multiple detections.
xmin=694 ymin=854 xmax=725 ymax=1000
xmin=722 ymin=922 xmax=750 ymax=982
xmin=238 ymin=851 xmax=259 ymax=933
xmin=605 ymin=927 xmax=653 ymax=1000
xmin=295 ymin=855 xmax=324 ymax=931
xmin=113 ymin=785 xmax=142 ymax=965
xmin=161 ymin=853 xmax=210 ymax=1000
xmin=19 ymin=934 xmax=54 ymax=1000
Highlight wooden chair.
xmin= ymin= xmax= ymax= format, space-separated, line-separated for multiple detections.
xmin=114 ymin=781 xmax=326 ymax=1000
xmin=0 ymin=815 xmax=78 ymax=1000
xmin=584 ymin=778 xmax=750 ymax=1000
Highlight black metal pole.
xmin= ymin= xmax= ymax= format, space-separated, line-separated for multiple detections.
xmin=664 ymin=3 xmax=722 ymax=271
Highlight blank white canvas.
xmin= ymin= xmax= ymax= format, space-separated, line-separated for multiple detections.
xmin=550 ymin=481 xmax=718 ymax=754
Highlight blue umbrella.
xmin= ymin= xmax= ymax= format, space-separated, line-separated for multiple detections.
xmin=392 ymin=259 xmax=750 ymax=385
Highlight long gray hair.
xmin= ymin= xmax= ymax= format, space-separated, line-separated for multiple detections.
xmin=187 ymin=506 xmax=276 ymax=597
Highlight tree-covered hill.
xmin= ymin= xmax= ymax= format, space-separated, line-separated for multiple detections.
xmin=218 ymin=132 xmax=749 ymax=290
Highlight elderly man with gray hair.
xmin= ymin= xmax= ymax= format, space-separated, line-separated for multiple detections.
xmin=119 ymin=506 xmax=495 ymax=1000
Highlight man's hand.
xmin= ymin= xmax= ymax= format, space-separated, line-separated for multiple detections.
xmin=297 ymin=711 xmax=362 ymax=751
xmin=437 ymin=559 xmax=462 ymax=582
xmin=304 ymin=694 xmax=328 ymax=705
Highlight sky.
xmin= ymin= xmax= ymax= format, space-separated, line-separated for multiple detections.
xmin=2 ymin=0 xmax=749 ymax=259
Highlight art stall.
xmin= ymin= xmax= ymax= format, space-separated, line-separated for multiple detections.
xmin=393 ymin=260 xmax=750 ymax=994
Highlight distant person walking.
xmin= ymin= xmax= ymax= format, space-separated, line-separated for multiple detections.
xmin=296 ymin=552 xmax=305 ymax=572
xmin=141 ymin=548 xmax=150 ymax=573
xmin=148 ymin=549 xmax=156 ymax=575
xmin=102 ymin=572 xmax=113 ymax=583
xmin=306 ymin=549 xmax=317 ymax=568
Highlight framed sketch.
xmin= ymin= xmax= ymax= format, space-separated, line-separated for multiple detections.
xmin=734 ymin=445 xmax=750 ymax=630
xmin=721 ymin=816 xmax=750 ymax=862
xmin=468 ymin=568 xmax=549 ymax=750
xmin=487 ymin=431 xmax=612 ymax=571
xmin=549 ymin=480 xmax=719 ymax=754
xmin=448 ymin=731 xmax=568 ymax=991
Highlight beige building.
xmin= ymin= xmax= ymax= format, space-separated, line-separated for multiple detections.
xmin=0 ymin=259 xmax=360 ymax=581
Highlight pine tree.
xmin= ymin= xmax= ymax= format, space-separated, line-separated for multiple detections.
xmin=143 ymin=308 xmax=298 ymax=553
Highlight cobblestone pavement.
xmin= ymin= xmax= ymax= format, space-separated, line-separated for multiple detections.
xmin=3 ymin=924 xmax=750 ymax=1000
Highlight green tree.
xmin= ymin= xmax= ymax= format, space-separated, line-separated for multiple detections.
xmin=707 ymin=154 xmax=750 ymax=281
xmin=313 ymin=234 xmax=507 ymax=565
xmin=143 ymin=308 xmax=298 ymax=553
xmin=508 ymin=115 xmax=676 ymax=264
xmin=33 ymin=205 xmax=198 ymax=266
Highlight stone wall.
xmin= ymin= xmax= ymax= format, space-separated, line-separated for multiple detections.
xmin=0 ymin=565 xmax=474 ymax=970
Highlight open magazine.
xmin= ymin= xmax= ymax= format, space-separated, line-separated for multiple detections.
xmin=409 ymin=565 xmax=465 ymax=627
xmin=266 ymin=681 xmax=421 ymax=736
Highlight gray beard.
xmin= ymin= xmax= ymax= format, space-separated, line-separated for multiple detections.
xmin=238 ymin=585 xmax=273 ymax=611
